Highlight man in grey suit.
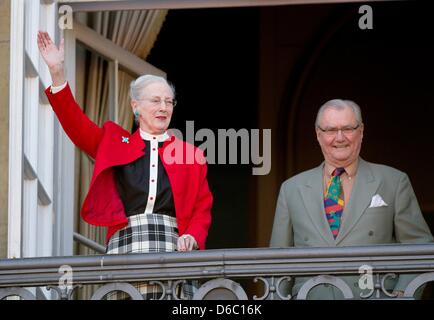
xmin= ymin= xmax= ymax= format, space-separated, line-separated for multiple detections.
xmin=270 ymin=99 xmax=433 ymax=299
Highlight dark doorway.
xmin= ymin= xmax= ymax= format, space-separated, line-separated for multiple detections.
xmin=279 ymin=1 xmax=434 ymax=231
xmin=148 ymin=8 xmax=260 ymax=249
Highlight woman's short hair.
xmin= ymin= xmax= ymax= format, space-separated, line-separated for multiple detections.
xmin=315 ymin=99 xmax=363 ymax=127
xmin=129 ymin=74 xmax=176 ymax=101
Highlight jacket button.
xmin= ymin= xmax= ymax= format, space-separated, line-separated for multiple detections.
xmin=369 ymin=231 xmax=374 ymax=236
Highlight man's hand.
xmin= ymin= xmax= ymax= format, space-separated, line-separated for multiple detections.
xmin=177 ymin=234 xmax=198 ymax=251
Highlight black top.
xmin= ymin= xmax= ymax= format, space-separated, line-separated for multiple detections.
xmin=114 ymin=140 xmax=175 ymax=217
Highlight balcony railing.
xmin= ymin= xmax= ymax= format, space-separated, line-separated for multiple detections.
xmin=1 ymin=243 xmax=434 ymax=300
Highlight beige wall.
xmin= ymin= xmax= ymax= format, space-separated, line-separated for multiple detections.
xmin=0 ymin=0 xmax=10 ymax=258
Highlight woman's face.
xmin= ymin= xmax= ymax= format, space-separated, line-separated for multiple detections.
xmin=132 ymin=82 xmax=174 ymax=135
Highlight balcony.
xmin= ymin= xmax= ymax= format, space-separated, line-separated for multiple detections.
xmin=1 ymin=243 xmax=434 ymax=300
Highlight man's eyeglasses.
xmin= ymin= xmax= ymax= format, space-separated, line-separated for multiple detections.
xmin=142 ymin=97 xmax=177 ymax=108
xmin=317 ymin=124 xmax=360 ymax=136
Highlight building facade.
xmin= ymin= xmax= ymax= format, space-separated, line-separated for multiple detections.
xmin=1 ymin=0 xmax=433 ymax=300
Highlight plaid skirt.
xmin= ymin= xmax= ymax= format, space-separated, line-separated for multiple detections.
xmin=105 ymin=213 xmax=197 ymax=300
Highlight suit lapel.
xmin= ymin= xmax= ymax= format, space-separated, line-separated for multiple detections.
xmin=335 ymin=158 xmax=380 ymax=244
xmin=299 ymin=163 xmax=335 ymax=246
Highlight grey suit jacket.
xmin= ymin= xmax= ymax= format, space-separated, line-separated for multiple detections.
xmin=270 ymin=158 xmax=433 ymax=299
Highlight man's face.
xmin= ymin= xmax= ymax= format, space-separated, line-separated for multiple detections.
xmin=316 ymin=107 xmax=364 ymax=167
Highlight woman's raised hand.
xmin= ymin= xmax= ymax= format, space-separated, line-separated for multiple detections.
xmin=37 ymin=31 xmax=66 ymax=86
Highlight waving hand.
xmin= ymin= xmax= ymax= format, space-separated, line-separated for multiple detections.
xmin=37 ymin=31 xmax=66 ymax=86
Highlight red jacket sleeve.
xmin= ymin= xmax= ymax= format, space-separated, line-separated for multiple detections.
xmin=45 ymin=83 xmax=103 ymax=159
xmin=185 ymin=155 xmax=213 ymax=250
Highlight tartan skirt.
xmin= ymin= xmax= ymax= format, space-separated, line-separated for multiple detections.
xmin=105 ymin=213 xmax=196 ymax=300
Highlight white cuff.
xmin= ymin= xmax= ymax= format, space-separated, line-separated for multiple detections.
xmin=50 ymin=81 xmax=67 ymax=94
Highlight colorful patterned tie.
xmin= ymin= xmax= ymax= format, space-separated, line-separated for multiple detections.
xmin=324 ymin=167 xmax=345 ymax=239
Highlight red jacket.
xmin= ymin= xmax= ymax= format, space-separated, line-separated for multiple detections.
xmin=45 ymin=84 xmax=213 ymax=249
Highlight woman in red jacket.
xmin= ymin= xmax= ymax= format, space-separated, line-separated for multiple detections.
xmin=37 ymin=31 xmax=213 ymax=299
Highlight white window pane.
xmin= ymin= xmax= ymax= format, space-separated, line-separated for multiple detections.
xmin=22 ymin=180 xmax=38 ymax=258
xmin=37 ymin=204 xmax=53 ymax=257
xmin=37 ymin=103 xmax=54 ymax=198
xmin=23 ymin=77 xmax=39 ymax=169
xmin=24 ymin=0 xmax=39 ymax=66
